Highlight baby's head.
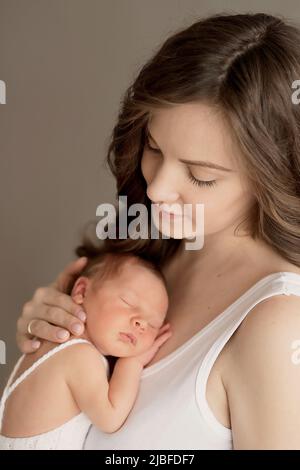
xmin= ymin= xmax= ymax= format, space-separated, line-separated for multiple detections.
xmin=70 ymin=252 xmax=169 ymax=357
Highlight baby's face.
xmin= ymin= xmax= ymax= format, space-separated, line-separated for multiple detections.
xmin=78 ymin=261 xmax=169 ymax=357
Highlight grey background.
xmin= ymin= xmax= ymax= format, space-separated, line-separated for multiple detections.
xmin=0 ymin=0 xmax=299 ymax=392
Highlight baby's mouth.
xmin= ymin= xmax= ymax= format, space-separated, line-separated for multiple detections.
xmin=119 ymin=332 xmax=137 ymax=345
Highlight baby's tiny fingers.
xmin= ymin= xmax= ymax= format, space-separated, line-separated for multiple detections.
xmin=156 ymin=324 xmax=171 ymax=338
xmin=159 ymin=323 xmax=171 ymax=333
xmin=155 ymin=330 xmax=172 ymax=348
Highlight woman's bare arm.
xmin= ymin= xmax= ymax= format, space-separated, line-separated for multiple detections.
xmin=16 ymin=257 xmax=88 ymax=353
xmin=226 ymin=294 xmax=300 ymax=449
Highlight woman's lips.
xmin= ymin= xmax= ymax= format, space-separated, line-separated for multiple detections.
xmin=161 ymin=210 xmax=182 ymax=219
xmin=152 ymin=204 xmax=183 ymax=219
xmin=119 ymin=332 xmax=136 ymax=345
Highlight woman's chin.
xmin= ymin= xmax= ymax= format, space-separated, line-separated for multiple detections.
xmin=152 ymin=219 xmax=196 ymax=240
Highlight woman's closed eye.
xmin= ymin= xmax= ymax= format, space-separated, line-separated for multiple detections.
xmin=186 ymin=170 xmax=217 ymax=188
xmin=144 ymin=136 xmax=217 ymax=188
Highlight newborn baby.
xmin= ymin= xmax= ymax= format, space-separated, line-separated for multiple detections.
xmin=0 ymin=252 xmax=171 ymax=450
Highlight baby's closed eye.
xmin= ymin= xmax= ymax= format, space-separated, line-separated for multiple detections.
xmin=119 ymin=296 xmax=160 ymax=329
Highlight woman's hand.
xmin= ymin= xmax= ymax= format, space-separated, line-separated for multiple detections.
xmin=16 ymin=257 xmax=88 ymax=354
xmin=133 ymin=323 xmax=173 ymax=368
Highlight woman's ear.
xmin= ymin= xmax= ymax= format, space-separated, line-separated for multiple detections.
xmin=70 ymin=276 xmax=90 ymax=305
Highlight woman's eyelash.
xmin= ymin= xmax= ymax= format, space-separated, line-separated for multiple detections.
xmin=186 ymin=171 xmax=217 ymax=188
xmin=145 ymin=136 xmax=217 ymax=188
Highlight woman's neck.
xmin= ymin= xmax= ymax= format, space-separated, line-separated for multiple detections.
xmin=176 ymin=230 xmax=254 ymax=270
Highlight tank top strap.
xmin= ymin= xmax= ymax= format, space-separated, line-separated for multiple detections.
xmin=195 ymin=271 xmax=300 ymax=439
xmin=0 ymin=338 xmax=92 ymax=431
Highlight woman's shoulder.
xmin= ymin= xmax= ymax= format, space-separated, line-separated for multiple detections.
xmin=224 ymin=288 xmax=300 ymax=445
xmin=227 ymin=277 xmax=300 ymax=374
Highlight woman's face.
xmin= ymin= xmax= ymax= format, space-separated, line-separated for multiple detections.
xmin=73 ymin=261 xmax=168 ymax=357
xmin=141 ymin=102 xmax=256 ymax=241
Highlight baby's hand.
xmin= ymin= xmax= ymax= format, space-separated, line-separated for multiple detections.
xmin=134 ymin=323 xmax=172 ymax=368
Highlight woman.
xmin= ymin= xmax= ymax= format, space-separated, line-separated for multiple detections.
xmin=15 ymin=12 xmax=300 ymax=449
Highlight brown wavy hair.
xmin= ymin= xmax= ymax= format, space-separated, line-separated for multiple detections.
xmin=76 ymin=12 xmax=300 ymax=268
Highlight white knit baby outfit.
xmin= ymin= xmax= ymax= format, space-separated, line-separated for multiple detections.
xmin=0 ymin=338 xmax=109 ymax=450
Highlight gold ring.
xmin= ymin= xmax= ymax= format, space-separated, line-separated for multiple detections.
xmin=27 ymin=319 xmax=35 ymax=335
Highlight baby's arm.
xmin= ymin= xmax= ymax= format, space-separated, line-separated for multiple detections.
xmin=65 ymin=343 xmax=143 ymax=433
xmin=65 ymin=323 xmax=171 ymax=433
xmin=65 ymin=324 xmax=171 ymax=433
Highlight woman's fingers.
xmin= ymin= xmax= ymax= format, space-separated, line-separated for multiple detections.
xmin=16 ymin=285 xmax=87 ymax=352
xmin=31 ymin=286 xmax=87 ymax=321
xmin=20 ymin=289 xmax=86 ymax=333
xmin=43 ymin=304 xmax=86 ymax=331
xmin=18 ymin=305 xmax=85 ymax=337
xmin=16 ymin=307 xmax=85 ymax=354
xmin=16 ymin=331 xmax=41 ymax=354
xmin=16 ymin=259 xmax=89 ymax=354
xmin=52 ymin=257 xmax=88 ymax=293
xmin=20 ymin=319 xmax=73 ymax=344
xmin=47 ymin=287 xmax=87 ymax=321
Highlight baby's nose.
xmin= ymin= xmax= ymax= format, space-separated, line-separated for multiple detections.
xmin=133 ymin=318 xmax=147 ymax=330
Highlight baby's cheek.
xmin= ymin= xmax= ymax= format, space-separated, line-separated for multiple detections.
xmin=138 ymin=333 xmax=154 ymax=350
xmin=146 ymin=330 xmax=158 ymax=346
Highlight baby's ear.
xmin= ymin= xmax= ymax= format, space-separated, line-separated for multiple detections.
xmin=70 ymin=276 xmax=90 ymax=303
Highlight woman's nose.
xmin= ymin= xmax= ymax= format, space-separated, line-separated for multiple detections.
xmin=146 ymin=165 xmax=180 ymax=204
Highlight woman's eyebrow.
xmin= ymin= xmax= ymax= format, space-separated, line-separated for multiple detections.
xmin=179 ymin=158 xmax=234 ymax=173
xmin=146 ymin=127 xmax=234 ymax=173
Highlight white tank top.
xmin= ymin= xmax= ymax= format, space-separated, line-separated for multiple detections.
xmin=0 ymin=338 xmax=109 ymax=450
xmin=84 ymin=271 xmax=300 ymax=450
